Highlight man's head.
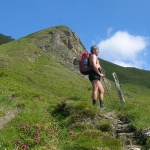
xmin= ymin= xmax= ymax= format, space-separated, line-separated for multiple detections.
xmin=90 ymin=45 xmax=99 ymax=56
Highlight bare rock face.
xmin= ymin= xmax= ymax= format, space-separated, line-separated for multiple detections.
xmin=34 ymin=25 xmax=85 ymax=64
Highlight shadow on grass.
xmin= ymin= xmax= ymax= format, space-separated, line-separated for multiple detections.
xmin=68 ymin=96 xmax=81 ymax=101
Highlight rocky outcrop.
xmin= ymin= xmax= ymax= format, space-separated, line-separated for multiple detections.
xmin=34 ymin=26 xmax=85 ymax=64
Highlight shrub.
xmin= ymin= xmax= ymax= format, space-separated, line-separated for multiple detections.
xmin=51 ymin=100 xmax=71 ymax=117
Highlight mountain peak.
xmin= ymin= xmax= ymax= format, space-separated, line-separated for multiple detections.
xmin=33 ymin=25 xmax=86 ymax=64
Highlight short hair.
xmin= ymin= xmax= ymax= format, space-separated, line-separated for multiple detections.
xmin=90 ymin=45 xmax=99 ymax=53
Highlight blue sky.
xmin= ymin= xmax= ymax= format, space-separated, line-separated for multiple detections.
xmin=1 ymin=0 xmax=150 ymax=70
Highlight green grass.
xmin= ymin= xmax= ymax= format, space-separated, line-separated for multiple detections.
xmin=61 ymin=130 xmax=121 ymax=150
xmin=0 ymin=26 xmax=150 ymax=149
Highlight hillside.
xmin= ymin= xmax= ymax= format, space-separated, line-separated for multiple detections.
xmin=100 ymin=59 xmax=150 ymax=86
xmin=0 ymin=25 xmax=150 ymax=150
xmin=0 ymin=33 xmax=15 ymax=45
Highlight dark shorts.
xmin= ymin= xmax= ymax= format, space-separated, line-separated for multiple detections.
xmin=88 ymin=69 xmax=100 ymax=82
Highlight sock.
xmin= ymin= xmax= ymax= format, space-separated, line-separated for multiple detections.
xmin=93 ymin=100 xmax=97 ymax=105
xmin=100 ymin=100 xmax=104 ymax=103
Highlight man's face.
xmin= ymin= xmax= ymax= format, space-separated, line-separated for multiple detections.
xmin=94 ymin=49 xmax=99 ymax=56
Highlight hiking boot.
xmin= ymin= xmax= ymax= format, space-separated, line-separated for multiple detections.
xmin=93 ymin=103 xmax=98 ymax=107
xmin=100 ymin=101 xmax=107 ymax=109
xmin=93 ymin=100 xmax=98 ymax=107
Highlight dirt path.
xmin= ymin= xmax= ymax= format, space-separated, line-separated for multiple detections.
xmin=104 ymin=112 xmax=141 ymax=150
xmin=0 ymin=109 xmax=19 ymax=129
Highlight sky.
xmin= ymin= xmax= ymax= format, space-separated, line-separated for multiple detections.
xmin=1 ymin=0 xmax=150 ymax=70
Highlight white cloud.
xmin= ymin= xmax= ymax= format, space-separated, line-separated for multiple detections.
xmin=98 ymin=31 xmax=149 ymax=69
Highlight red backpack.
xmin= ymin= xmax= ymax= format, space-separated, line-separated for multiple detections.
xmin=79 ymin=52 xmax=92 ymax=75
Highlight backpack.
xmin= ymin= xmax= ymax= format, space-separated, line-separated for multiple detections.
xmin=79 ymin=51 xmax=92 ymax=75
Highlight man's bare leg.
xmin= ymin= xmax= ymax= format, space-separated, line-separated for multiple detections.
xmin=91 ymin=80 xmax=98 ymax=106
xmin=98 ymin=81 xmax=106 ymax=108
xmin=98 ymin=81 xmax=104 ymax=102
xmin=91 ymin=80 xmax=106 ymax=108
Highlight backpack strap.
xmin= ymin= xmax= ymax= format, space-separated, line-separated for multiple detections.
xmin=88 ymin=54 xmax=93 ymax=68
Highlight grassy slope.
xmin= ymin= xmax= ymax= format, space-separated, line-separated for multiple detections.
xmin=0 ymin=38 xmax=95 ymax=149
xmin=101 ymin=58 xmax=150 ymax=103
xmin=100 ymin=59 xmax=150 ymax=128
xmin=0 ymin=27 xmax=150 ymax=149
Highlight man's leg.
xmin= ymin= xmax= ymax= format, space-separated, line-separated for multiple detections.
xmin=97 ymin=81 xmax=106 ymax=108
xmin=91 ymin=80 xmax=98 ymax=106
xmin=98 ymin=81 xmax=104 ymax=102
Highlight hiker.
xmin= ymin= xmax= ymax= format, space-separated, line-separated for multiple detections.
xmin=88 ymin=45 xmax=106 ymax=108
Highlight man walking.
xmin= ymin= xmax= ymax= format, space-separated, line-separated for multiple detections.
xmin=88 ymin=45 xmax=106 ymax=108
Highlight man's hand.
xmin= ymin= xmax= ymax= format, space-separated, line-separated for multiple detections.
xmin=100 ymin=73 xmax=105 ymax=78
